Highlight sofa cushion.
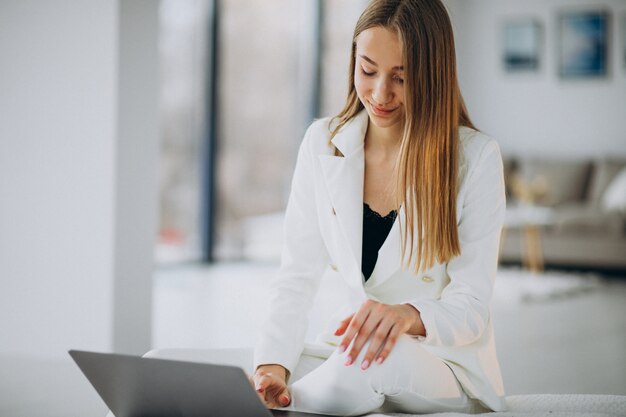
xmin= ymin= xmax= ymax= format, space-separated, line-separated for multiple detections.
xmin=602 ymin=167 xmax=626 ymax=214
xmin=550 ymin=204 xmax=624 ymax=237
xmin=517 ymin=158 xmax=591 ymax=206
xmin=588 ymin=158 xmax=626 ymax=208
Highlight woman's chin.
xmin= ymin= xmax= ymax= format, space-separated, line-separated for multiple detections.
xmin=367 ymin=111 xmax=403 ymax=129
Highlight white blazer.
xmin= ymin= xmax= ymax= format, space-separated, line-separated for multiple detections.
xmin=254 ymin=109 xmax=507 ymax=411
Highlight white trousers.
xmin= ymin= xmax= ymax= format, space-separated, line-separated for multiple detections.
xmin=284 ymin=334 xmax=480 ymax=415
xmin=105 ymin=335 xmax=484 ymax=416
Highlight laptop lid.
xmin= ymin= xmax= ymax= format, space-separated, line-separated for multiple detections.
xmin=69 ymin=350 xmax=328 ymax=417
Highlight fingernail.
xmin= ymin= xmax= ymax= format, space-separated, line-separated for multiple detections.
xmin=280 ymin=395 xmax=289 ymax=406
xmin=376 ymin=356 xmax=384 ymax=364
xmin=338 ymin=344 xmax=346 ymax=353
xmin=361 ymin=360 xmax=370 ymax=370
xmin=344 ymin=356 xmax=353 ymax=366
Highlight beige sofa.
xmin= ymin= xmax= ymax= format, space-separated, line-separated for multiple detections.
xmin=499 ymin=157 xmax=626 ymax=271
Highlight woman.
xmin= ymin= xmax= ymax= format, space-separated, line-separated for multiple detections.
xmin=252 ymin=0 xmax=506 ymax=414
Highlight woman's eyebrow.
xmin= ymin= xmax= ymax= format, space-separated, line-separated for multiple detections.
xmin=358 ymin=54 xmax=403 ymax=70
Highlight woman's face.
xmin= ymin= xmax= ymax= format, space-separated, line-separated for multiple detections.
xmin=354 ymin=26 xmax=405 ymax=131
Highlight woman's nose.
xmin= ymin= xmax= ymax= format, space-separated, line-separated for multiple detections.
xmin=371 ymin=78 xmax=392 ymax=105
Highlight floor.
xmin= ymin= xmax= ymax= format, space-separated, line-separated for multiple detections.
xmin=1 ymin=262 xmax=625 ymax=417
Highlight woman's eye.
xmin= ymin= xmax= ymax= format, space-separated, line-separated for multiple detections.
xmin=361 ymin=68 xmax=375 ymax=76
xmin=394 ymin=77 xmax=404 ymax=84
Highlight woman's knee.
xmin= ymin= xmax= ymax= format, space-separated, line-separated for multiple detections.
xmin=290 ymin=352 xmax=384 ymax=415
xmin=380 ymin=333 xmax=421 ymax=361
xmin=375 ymin=334 xmax=442 ymax=373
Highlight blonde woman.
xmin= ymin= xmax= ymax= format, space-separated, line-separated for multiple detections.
xmin=252 ymin=0 xmax=506 ymax=415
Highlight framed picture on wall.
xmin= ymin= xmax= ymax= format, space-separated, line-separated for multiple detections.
xmin=558 ymin=10 xmax=609 ymax=78
xmin=502 ymin=19 xmax=541 ymax=72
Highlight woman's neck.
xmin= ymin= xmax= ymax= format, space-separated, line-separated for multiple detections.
xmin=364 ymin=120 xmax=403 ymax=160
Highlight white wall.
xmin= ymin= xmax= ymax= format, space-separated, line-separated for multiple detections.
xmin=0 ymin=0 xmax=158 ymax=360
xmin=447 ymin=0 xmax=626 ymax=158
xmin=113 ymin=0 xmax=160 ymax=355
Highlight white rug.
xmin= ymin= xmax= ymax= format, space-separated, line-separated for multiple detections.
xmin=365 ymin=394 xmax=626 ymax=417
xmin=104 ymin=393 xmax=626 ymax=417
xmin=493 ymin=267 xmax=603 ymax=304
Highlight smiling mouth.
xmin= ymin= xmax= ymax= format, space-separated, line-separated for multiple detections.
xmin=369 ymin=101 xmax=398 ymax=115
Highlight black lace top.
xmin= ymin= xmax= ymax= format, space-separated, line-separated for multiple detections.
xmin=362 ymin=202 xmax=398 ymax=282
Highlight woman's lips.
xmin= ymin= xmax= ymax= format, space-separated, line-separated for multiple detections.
xmin=370 ymin=102 xmax=398 ymax=116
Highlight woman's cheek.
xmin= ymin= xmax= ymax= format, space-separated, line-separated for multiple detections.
xmin=354 ymin=74 xmax=367 ymax=99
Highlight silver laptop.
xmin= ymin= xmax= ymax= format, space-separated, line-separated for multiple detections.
xmin=69 ymin=350 xmax=330 ymax=417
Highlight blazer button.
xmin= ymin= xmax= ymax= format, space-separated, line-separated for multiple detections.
xmin=330 ymin=264 xmax=338 ymax=272
xmin=332 ymin=207 xmax=336 ymax=215
xmin=421 ymin=276 xmax=434 ymax=283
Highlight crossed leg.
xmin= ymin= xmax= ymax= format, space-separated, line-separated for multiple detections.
xmin=286 ymin=334 xmax=475 ymax=416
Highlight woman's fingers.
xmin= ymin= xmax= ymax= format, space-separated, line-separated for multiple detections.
xmin=252 ymin=372 xmax=290 ymax=409
xmin=337 ymin=306 xmax=370 ymax=353
xmin=345 ymin=307 xmax=383 ymax=366
xmin=338 ymin=302 xmax=417 ymax=369
xmin=265 ymin=384 xmax=290 ymax=408
xmin=277 ymin=387 xmax=291 ymax=407
xmin=334 ymin=314 xmax=354 ymax=336
xmin=263 ymin=388 xmax=289 ymax=409
xmin=253 ymin=378 xmax=269 ymax=405
xmin=360 ymin=318 xmax=394 ymax=369
xmin=374 ymin=325 xmax=402 ymax=365
xmin=254 ymin=373 xmax=270 ymax=392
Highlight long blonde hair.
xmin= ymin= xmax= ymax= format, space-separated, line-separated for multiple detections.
xmin=330 ymin=0 xmax=475 ymax=273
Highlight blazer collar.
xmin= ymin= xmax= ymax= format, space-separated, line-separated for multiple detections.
xmin=318 ymin=109 xmax=409 ymax=289
xmin=318 ymin=109 xmax=368 ymax=290
xmin=329 ymin=108 xmax=369 ymax=158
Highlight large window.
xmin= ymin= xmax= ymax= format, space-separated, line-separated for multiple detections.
xmin=319 ymin=0 xmax=368 ymax=117
xmin=156 ymin=0 xmax=210 ymax=264
xmin=156 ymin=0 xmax=369 ymax=264
xmin=214 ymin=0 xmax=317 ymax=260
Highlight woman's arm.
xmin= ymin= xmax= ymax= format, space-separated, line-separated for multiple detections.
xmin=253 ymin=122 xmax=330 ymax=377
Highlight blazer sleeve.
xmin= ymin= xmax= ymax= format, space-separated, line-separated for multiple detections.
xmin=405 ymin=139 xmax=506 ymax=347
xmin=253 ymin=124 xmax=330 ymax=376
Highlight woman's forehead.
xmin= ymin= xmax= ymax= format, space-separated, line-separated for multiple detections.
xmin=356 ymin=26 xmax=403 ymax=69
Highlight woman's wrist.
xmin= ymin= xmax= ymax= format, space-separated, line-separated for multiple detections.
xmin=255 ymin=364 xmax=288 ymax=382
xmin=402 ymin=303 xmax=426 ymax=337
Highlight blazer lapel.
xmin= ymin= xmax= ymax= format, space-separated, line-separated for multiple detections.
xmin=318 ymin=110 xmax=369 ymax=289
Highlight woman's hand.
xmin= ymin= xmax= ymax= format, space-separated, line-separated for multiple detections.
xmin=334 ymin=300 xmax=425 ymax=370
xmin=249 ymin=364 xmax=291 ymax=409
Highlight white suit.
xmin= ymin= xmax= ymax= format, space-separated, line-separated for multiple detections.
xmin=254 ymin=109 xmax=507 ymax=413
